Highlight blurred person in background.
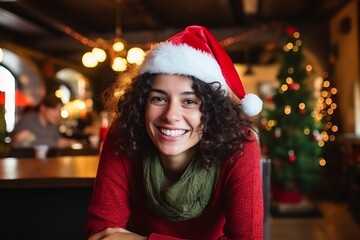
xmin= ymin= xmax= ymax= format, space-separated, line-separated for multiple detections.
xmin=11 ymin=93 xmax=76 ymax=148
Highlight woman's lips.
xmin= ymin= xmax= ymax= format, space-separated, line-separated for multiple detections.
xmin=159 ymin=128 xmax=187 ymax=137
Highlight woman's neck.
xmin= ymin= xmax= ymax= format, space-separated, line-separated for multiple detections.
xmin=159 ymin=147 xmax=196 ymax=183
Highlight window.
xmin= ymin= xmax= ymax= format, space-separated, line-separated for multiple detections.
xmin=0 ymin=65 xmax=16 ymax=132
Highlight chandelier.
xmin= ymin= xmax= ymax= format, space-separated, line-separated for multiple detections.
xmin=81 ymin=0 xmax=146 ymax=71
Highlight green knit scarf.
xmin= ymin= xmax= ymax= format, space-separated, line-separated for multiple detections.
xmin=143 ymin=155 xmax=219 ymax=221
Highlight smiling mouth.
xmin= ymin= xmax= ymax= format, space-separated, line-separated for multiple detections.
xmin=160 ymin=128 xmax=187 ymax=137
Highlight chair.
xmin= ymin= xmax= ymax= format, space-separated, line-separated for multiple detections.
xmin=261 ymin=158 xmax=271 ymax=240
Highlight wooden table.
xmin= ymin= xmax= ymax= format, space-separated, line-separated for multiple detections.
xmin=0 ymin=155 xmax=100 ymax=239
xmin=0 ymin=155 xmax=99 ymax=188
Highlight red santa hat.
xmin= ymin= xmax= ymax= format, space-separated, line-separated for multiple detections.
xmin=139 ymin=25 xmax=263 ymax=116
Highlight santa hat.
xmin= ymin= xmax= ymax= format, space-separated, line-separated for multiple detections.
xmin=139 ymin=25 xmax=263 ymax=116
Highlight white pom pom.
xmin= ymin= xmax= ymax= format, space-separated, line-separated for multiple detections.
xmin=241 ymin=93 xmax=263 ymax=116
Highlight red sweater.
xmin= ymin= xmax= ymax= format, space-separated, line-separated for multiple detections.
xmin=85 ymin=135 xmax=264 ymax=240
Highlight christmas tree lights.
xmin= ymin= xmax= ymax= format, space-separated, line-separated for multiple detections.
xmin=259 ymin=27 xmax=328 ymax=197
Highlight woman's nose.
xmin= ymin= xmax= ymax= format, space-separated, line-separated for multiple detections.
xmin=162 ymin=101 xmax=181 ymax=123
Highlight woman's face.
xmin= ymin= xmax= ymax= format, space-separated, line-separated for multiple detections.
xmin=145 ymin=74 xmax=203 ymax=161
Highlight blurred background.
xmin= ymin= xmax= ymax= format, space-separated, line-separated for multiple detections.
xmin=0 ymin=0 xmax=360 ymax=239
xmin=0 ymin=0 xmax=351 ymax=140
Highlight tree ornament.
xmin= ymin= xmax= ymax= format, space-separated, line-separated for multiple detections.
xmin=288 ymin=82 xmax=296 ymax=90
xmin=261 ymin=146 xmax=268 ymax=154
xmin=265 ymin=96 xmax=274 ymax=104
xmin=274 ymin=127 xmax=281 ymax=138
xmin=260 ymin=119 xmax=267 ymax=129
xmin=288 ymin=82 xmax=300 ymax=91
xmin=286 ymin=26 xmax=297 ymax=36
xmin=288 ymin=149 xmax=296 ymax=162
xmin=312 ymin=130 xmax=322 ymax=141
xmin=299 ymin=108 xmax=307 ymax=114
xmin=264 ymin=97 xmax=276 ymax=111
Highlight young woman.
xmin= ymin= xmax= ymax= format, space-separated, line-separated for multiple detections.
xmin=86 ymin=25 xmax=264 ymax=240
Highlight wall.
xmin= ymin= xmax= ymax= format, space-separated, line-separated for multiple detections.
xmin=330 ymin=0 xmax=360 ymax=134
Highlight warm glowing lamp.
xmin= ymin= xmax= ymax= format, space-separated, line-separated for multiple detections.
xmin=92 ymin=48 xmax=106 ymax=62
xmin=127 ymin=47 xmax=145 ymax=65
xmin=112 ymin=57 xmax=127 ymax=72
xmin=82 ymin=52 xmax=98 ymax=68
xmin=113 ymin=40 xmax=125 ymax=52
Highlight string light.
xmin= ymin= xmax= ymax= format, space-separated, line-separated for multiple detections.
xmin=259 ymin=29 xmax=338 ymax=174
xmin=284 ymin=105 xmax=291 ymax=114
xmin=313 ymin=73 xmax=339 ymax=144
xmin=319 ymin=157 xmax=326 ymax=166
xmin=81 ymin=20 xmax=283 ymax=71
xmin=220 ymin=21 xmax=282 ymax=47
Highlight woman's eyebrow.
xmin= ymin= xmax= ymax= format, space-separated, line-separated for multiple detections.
xmin=149 ymin=88 xmax=166 ymax=94
xmin=181 ymin=91 xmax=196 ymax=96
xmin=150 ymin=88 xmax=196 ymax=96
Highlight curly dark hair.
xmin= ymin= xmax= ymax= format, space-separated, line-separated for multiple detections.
xmin=106 ymin=73 xmax=257 ymax=169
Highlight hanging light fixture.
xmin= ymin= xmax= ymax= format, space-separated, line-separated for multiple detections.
xmin=81 ymin=0 xmax=145 ymax=71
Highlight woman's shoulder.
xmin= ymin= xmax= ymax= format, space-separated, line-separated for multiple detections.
xmin=221 ymin=136 xmax=261 ymax=169
xmin=100 ymin=132 xmax=139 ymax=167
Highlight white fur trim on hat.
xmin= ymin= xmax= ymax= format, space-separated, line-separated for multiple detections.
xmin=139 ymin=42 xmax=228 ymax=93
xmin=241 ymin=93 xmax=263 ymax=116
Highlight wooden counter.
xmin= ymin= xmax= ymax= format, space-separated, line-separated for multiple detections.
xmin=0 ymin=155 xmax=100 ymax=239
xmin=0 ymin=155 xmax=99 ymax=188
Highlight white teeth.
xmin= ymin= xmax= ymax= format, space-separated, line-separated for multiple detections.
xmin=160 ymin=129 xmax=186 ymax=136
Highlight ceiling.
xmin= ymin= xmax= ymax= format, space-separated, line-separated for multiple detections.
xmin=0 ymin=0 xmax=350 ymax=68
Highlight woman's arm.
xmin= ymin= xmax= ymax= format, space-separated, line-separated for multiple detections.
xmin=85 ymin=134 xmax=189 ymax=240
xmin=88 ymin=227 xmax=146 ymax=240
xmin=223 ymin=139 xmax=264 ymax=239
xmin=85 ymin=134 xmax=132 ymax=237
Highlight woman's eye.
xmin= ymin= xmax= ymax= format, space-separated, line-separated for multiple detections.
xmin=184 ymin=99 xmax=197 ymax=105
xmin=183 ymin=98 xmax=201 ymax=108
xmin=149 ymin=96 xmax=166 ymax=105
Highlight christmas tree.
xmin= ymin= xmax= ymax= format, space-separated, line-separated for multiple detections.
xmin=259 ymin=27 xmax=323 ymax=199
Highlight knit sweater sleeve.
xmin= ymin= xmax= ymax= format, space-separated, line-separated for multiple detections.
xmin=85 ymin=133 xmax=264 ymax=239
xmin=222 ymin=139 xmax=264 ymax=239
xmin=85 ymin=133 xmax=192 ymax=240
xmin=85 ymin=133 xmax=132 ymax=237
